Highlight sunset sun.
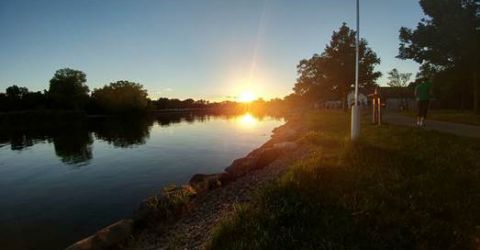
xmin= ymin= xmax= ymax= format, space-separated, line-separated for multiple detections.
xmin=238 ymin=91 xmax=257 ymax=103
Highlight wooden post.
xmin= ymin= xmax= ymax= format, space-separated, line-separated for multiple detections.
xmin=369 ymin=88 xmax=381 ymax=126
xmin=377 ymin=96 xmax=381 ymax=126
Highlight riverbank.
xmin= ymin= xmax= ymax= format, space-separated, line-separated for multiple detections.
xmin=208 ymin=111 xmax=480 ymax=249
xmin=67 ymin=110 xmax=480 ymax=249
xmin=66 ymin=113 xmax=308 ymax=250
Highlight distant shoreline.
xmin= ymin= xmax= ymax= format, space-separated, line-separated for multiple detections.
xmin=0 ymin=108 xmax=286 ymax=124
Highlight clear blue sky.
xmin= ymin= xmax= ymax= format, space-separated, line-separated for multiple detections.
xmin=0 ymin=0 xmax=423 ymax=101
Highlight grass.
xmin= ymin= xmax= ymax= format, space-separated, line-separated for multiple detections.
xmin=405 ymin=109 xmax=480 ymax=126
xmin=134 ymin=185 xmax=196 ymax=228
xmin=207 ymin=111 xmax=480 ymax=250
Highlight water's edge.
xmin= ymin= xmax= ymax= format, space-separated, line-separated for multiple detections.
xmin=66 ymin=117 xmax=304 ymax=250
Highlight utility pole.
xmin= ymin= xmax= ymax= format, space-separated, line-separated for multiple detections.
xmin=351 ymin=0 xmax=360 ymax=140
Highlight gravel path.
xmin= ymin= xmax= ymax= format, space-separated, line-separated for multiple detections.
xmin=383 ymin=112 xmax=480 ymax=138
xmin=133 ymin=145 xmax=312 ymax=250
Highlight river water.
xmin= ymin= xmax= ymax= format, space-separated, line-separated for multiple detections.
xmin=0 ymin=112 xmax=283 ymax=249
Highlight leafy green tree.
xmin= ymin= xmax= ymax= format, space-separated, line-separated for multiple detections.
xmin=386 ymin=68 xmax=413 ymax=110
xmin=156 ymin=97 xmax=170 ymax=109
xmin=387 ymin=68 xmax=412 ymax=88
xmin=182 ymin=98 xmax=195 ymax=108
xmin=1 ymin=85 xmax=48 ymax=111
xmin=6 ymin=85 xmax=29 ymax=99
xmin=48 ymin=68 xmax=89 ymax=110
xmin=0 ymin=93 xmax=7 ymax=111
xmin=294 ymin=23 xmax=381 ymax=109
xmin=92 ymin=80 xmax=149 ymax=114
xmin=398 ymin=0 xmax=480 ymax=113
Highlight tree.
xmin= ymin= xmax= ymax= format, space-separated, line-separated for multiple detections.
xmin=49 ymin=68 xmax=89 ymax=110
xmin=294 ymin=23 xmax=381 ymax=109
xmin=398 ymin=0 xmax=480 ymax=113
xmin=5 ymin=85 xmax=28 ymax=111
xmin=91 ymin=80 xmax=149 ymax=114
xmin=182 ymin=98 xmax=195 ymax=108
xmin=6 ymin=85 xmax=29 ymax=99
xmin=387 ymin=68 xmax=412 ymax=87
xmin=386 ymin=68 xmax=413 ymax=110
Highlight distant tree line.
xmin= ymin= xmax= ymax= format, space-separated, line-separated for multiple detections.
xmin=154 ymin=98 xmax=211 ymax=109
xmin=0 ymin=85 xmax=48 ymax=111
xmin=1 ymin=68 xmax=297 ymax=116
xmin=0 ymin=68 xmax=150 ymax=115
xmin=151 ymin=97 xmax=295 ymax=115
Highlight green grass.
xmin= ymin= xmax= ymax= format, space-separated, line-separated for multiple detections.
xmin=405 ymin=110 xmax=480 ymax=126
xmin=208 ymin=111 xmax=480 ymax=250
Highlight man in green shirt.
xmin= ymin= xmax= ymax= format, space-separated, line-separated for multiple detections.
xmin=414 ymin=78 xmax=432 ymax=127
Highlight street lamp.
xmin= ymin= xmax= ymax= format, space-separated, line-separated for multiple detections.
xmin=351 ymin=0 xmax=360 ymax=140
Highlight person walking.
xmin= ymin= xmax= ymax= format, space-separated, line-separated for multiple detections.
xmin=414 ymin=78 xmax=432 ymax=127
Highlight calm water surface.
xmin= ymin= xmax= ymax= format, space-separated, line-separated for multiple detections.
xmin=0 ymin=112 xmax=283 ymax=249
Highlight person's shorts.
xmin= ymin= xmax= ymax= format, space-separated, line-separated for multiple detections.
xmin=417 ymin=100 xmax=429 ymax=118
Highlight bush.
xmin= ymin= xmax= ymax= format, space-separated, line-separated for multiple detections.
xmin=91 ymin=81 xmax=149 ymax=114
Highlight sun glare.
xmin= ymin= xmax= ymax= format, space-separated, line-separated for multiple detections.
xmin=237 ymin=113 xmax=258 ymax=128
xmin=238 ymin=91 xmax=257 ymax=103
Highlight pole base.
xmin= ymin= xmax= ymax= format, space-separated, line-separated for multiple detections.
xmin=351 ymin=105 xmax=361 ymax=140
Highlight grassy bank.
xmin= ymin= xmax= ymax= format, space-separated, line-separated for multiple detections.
xmin=208 ymin=111 xmax=480 ymax=249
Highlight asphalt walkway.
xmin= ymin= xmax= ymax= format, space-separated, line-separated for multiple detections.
xmin=382 ymin=112 xmax=480 ymax=139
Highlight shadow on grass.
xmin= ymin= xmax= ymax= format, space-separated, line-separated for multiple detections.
xmin=208 ymin=113 xmax=480 ymax=250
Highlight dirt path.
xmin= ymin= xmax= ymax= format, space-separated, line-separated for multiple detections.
xmin=383 ymin=112 xmax=480 ymax=138
xmin=133 ymin=145 xmax=312 ymax=250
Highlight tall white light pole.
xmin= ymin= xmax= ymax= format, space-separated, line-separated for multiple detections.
xmin=351 ymin=0 xmax=360 ymax=140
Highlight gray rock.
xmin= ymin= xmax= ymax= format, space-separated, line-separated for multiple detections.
xmin=272 ymin=126 xmax=297 ymax=141
xmin=219 ymin=171 xmax=234 ymax=183
xmin=65 ymin=236 xmax=94 ymax=250
xmin=189 ymin=172 xmax=233 ymax=193
xmin=255 ymin=148 xmax=281 ymax=169
xmin=66 ymin=219 xmax=133 ymax=250
xmin=225 ymin=156 xmax=258 ymax=178
xmin=133 ymin=186 xmax=195 ymax=225
xmin=189 ymin=173 xmax=216 ymax=185
xmin=92 ymin=219 xmax=133 ymax=248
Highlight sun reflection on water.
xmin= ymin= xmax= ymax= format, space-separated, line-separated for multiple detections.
xmin=236 ymin=113 xmax=258 ymax=128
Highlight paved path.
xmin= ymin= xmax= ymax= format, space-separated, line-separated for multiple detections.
xmin=382 ymin=112 xmax=480 ymax=139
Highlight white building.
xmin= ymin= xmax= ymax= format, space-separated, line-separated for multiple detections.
xmin=347 ymin=91 xmax=368 ymax=107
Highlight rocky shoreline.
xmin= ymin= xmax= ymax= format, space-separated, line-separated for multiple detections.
xmin=66 ymin=116 xmax=308 ymax=250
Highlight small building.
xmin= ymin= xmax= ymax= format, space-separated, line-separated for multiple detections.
xmin=317 ymin=89 xmax=369 ymax=110
xmin=323 ymin=100 xmax=342 ymax=109
xmin=347 ymin=91 xmax=368 ymax=107
xmin=380 ymin=87 xmax=415 ymax=111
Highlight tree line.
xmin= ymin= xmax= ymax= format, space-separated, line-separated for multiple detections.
xmin=0 ymin=68 xmax=150 ymax=114
xmin=0 ymin=68 xmax=294 ymax=115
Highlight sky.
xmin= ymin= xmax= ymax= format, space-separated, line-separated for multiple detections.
xmin=0 ymin=0 xmax=424 ymax=101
